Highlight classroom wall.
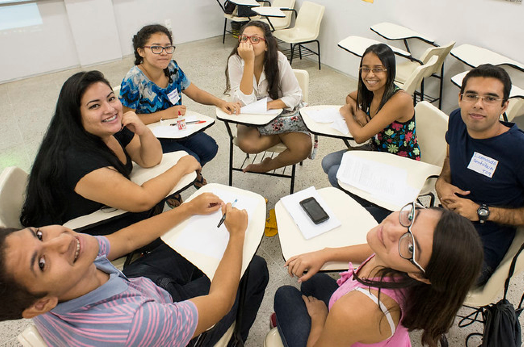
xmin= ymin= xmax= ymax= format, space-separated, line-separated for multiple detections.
xmin=293 ymin=0 xmax=524 ymax=113
xmin=1 ymin=0 xmax=523 ymax=113
xmin=0 ymin=0 xmax=223 ymax=83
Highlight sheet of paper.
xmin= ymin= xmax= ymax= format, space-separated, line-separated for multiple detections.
xmin=330 ymin=118 xmax=350 ymax=135
xmin=307 ymin=107 xmax=344 ymax=123
xmin=173 ymin=189 xmax=261 ymax=259
xmin=337 ymin=153 xmax=418 ymax=206
xmin=151 ymin=125 xmax=193 ymax=139
xmin=280 ymin=186 xmax=341 ymax=240
xmin=241 ymin=97 xmax=281 ymax=115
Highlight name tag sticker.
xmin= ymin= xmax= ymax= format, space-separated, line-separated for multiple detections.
xmin=467 ymin=152 xmax=498 ymax=178
xmin=167 ymin=89 xmax=180 ymax=105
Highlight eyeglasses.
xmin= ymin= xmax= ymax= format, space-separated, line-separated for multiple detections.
xmin=238 ymin=35 xmax=266 ymax=44
xmin=143 ymin=45 xmax=176 ymax=54
xmin=398 ymin=202 xmax=425 ymax=274
xmin=461 ymin=93 xmax=504 ymax=105
xmin=359 ymin=67 xmax=387 ymax=74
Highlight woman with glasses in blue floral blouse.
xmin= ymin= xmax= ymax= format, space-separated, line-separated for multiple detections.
xmin=120 ymin=24 xmax=240 ymax=197
xmin=274 ymin=204 xmax=483 ymax=347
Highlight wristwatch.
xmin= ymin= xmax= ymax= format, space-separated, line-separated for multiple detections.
xmin=477 ymin=204 xmax=490 ymax=224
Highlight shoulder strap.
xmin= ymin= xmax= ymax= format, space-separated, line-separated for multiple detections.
xmin=503 ymin=241 xmax=524 ymax=300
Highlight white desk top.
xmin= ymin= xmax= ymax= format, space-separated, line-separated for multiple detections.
xmin=451 ymin=44 xmax=524 ymax=72
xmin=300 ymin=105 xmax=353 ymax=139
xmin=229 ymin=0 xmax=261 ymax=6
xmin=451 ymin=71 xmax=524 ymax=99
xmin=64 ymin=151 xmax=197 ymax=230
xmin=161 ymin=183 xmax=266 ymax=279
xmin=252 ymin=6 xmax=285 ymax=17
xmin=147 ymin=112 xmax=215 ymax=139
xmin=338 ymin=36 xmax=411 ymax=59
xmin=370 ymin=22 xmax=434 ymax=45
xmin=276 ymin=187 xmax=377 ymax=271
xmin=215 ymin=107 xmax=282 ymax=125
xmin=337 ymin=151 xmax=442 ymax=211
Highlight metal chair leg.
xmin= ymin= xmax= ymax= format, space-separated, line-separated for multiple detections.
xmin=223 ymin=18 xmax=228 ymax=44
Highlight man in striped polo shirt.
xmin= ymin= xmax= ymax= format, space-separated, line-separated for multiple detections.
xmin=0 ymin=192 xmax=268 ymax=346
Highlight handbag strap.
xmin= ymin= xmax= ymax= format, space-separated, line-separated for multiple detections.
xmin=503 ymin=241 xmax=524 ymax=300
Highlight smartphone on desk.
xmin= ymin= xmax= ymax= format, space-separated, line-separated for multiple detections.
xmin=299 ymin=197 xmax=330 ymax=224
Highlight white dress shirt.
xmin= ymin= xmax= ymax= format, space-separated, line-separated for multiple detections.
xmin=227 ymin=51 xmax=302 ymax=110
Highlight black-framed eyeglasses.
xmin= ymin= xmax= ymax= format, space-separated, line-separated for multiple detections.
xmin=398 ymin=202 xmax=425 ymax=273
xmin=461 ymin=93 xmax=504 ymax=106
xmin=238 ymin=35 xmax=266 ymax=44
xmin=359 ymin=67 xmax=387 ymax=74
xmin=143 ymin=45 xmax=176 ymax=54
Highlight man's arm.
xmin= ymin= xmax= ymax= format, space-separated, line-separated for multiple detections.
xmin=188 ymin=204 xmax=247 ymax=337
xmin=437 ymin=146 xmax=524 ymax=226
xmin=105 ymin=193 xmax=222 ymax=260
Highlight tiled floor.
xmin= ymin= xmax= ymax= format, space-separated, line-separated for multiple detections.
xmin=1 ymin=35 xmax=523 ymax=346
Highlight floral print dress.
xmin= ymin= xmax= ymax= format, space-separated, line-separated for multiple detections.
xmin=373 ymin=113 xmax=420 ymax=160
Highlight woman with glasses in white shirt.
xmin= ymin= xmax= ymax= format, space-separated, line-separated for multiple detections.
xmin=322 ymin=44 xmax=420 ymax=190
xmin=274 ymin=204 xmax=483 ymax=347
xmin=225 ymin=21 xmax=312 ymax=173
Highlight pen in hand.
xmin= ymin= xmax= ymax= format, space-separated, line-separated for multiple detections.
xmin=217 ymin=198 xmax=238 ymax=228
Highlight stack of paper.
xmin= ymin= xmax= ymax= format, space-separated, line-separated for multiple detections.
xmin=280 ymin=186 xmax=341 ymax=240
xmin=337 ymin=153 xmax=418 ymax=207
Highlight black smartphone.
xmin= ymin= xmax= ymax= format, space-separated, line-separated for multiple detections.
xmin=299 ymin=197 xmax=330 ymax=224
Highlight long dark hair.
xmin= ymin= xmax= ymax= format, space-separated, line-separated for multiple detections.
xmin=356 ymin=44 xmax=398 ymax=115
xmin=224 ymin=21 xmax=281 ymax=100
xmin=20 ymin=71 xmax=130 ymax=227
xmin=132 ymin=24 xmax=175 ymax=83
xmin=356 ymin=208 xmax=483 ymax=346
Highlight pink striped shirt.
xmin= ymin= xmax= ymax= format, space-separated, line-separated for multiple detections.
xmin=33 ymin=236 xmax=198 ymax=346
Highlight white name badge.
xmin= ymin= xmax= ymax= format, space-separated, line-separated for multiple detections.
xmin=167 ymin=89 xmax=180 ymax=105
xmin=467 ymin=152 xmax=498 ymax=178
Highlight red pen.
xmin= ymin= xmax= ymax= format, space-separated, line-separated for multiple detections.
xmin=178 ymin=110 xmax=181 ymax=117
xmin=170 ymin=120 xmax=206 ymax=126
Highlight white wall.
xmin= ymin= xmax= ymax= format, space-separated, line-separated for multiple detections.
xmin=0 ymin=0 xmax=224 ymax=83
xmin=294 ymin=0 xmax=524 ymax=113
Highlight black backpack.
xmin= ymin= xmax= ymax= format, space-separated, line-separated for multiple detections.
xmin=475 ymin=242 xmax=524 ymax=347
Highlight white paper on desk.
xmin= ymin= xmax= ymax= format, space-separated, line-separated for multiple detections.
xmin=241 ymin=97 xmax=281 ymax=115
xmin=151 ymin=125 xmax=193 ymax=138
xmin=173 ymin=189 xmax=261 ymax=260
xmin=330 ymin=119 xmax=350 ymax=135
xmin=337 ymin=153 xmax=418 ymax=206
xmin=307 ymin=107 xmax=344 ymax=123
xmin=280 ymin=186 xmax=341 ymax=240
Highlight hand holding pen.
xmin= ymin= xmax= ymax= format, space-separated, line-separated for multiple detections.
xmin=219 ymin=200 xmax=248 ymax=237
xmin=217 ymin=198 xmax=237 ymax=228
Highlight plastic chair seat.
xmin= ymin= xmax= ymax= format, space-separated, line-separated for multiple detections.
xmin=464 ymin=227 xmax=524 ymax=307
xmin=264 ymin=327 xmax=284 ymax=347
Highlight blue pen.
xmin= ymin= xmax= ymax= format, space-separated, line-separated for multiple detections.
xmin=217 ymin=198 xmax=238 ymax=228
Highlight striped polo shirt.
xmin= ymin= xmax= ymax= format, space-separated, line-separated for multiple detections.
xmin=33 ymin=236 xmax=198 ymax=346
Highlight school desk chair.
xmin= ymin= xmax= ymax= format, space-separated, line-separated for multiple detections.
xmin=218 ymin=69 xmax=309 ymax=194
xmin=259 ymin=0 xmax=296 ymax=31
xmin=215 ymin=0 xmax=262 ymax=44
xmin=394 ymin=42 xmax=455 ymax=109
xmin=273 ymin=1 xmax=325 ymax=70
xmin=0 ymin=166 xmax=27 ymax=229
xmin=397 ymin=55 xmax=439 ymax=106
